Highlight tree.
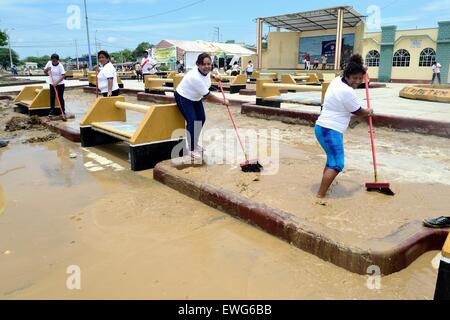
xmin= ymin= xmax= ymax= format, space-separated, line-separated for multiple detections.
xmin=23 ymin=55 xmax=51 ymax=68
xmin=0 ymin=48 xmax=19 ymax=69
xmin=132 ymin=42 xmax=152 ymax=60
xmin=0 ymin=30 xmax=7 ymax=47
xmin=111 ymin=49 xmax=135 ymax=63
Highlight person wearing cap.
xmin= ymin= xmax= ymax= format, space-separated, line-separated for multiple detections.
xmin=43 ymin=53 xmax=66 ymax=116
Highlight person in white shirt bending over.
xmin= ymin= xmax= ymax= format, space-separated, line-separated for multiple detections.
xmin=174 ymin=52 xmax=230 ymax=161
xmin=141 ymin=50 xmax=157 ymax=82
xmin=231 ymin=62 xmax=241 ymax=76
xmin=431 ymin=61 xmax=442 ymax=85
xmin=44 ymin=53 xmax=66 ymax=116
xmin=314 ymin=54 xmax=372 ymax=199
xmin=96 ymin=50 xmax=120 ymax=97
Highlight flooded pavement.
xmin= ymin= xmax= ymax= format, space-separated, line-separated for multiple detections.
xmin=0 ymin=90 xmax=448 ymax=299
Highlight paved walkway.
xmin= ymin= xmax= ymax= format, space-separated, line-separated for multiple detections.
xmin=3 ymin=77 xmax=449 ymax=123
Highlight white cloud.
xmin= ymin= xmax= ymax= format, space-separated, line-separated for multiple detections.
xmin=107 ymin=36 xmax=117 ymax=43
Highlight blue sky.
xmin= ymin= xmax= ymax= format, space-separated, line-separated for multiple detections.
xmin=1 ymin=0 xmax=449 ymax=59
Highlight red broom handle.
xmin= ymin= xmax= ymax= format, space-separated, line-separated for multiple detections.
xmin=95 ymin=68 xmax=99 ymax=98
xmin=218 ymin=81 xmax=248 ymax=161
xmin=364 ymin=73 xmax=378 ymax=182
xmin=49 ymin=70 xmax=66 ymax=120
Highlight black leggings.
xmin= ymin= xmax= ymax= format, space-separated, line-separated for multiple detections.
xmin=49 ymin=84 xmax=65 ymax=113
xmin=431 ymin=73 xmax=441 ymax=84
xmin=102 ymin=89 xmax=120 ymax=97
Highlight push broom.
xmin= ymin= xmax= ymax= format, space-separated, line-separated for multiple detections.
xmin=218 ymin=81 xmax=263 ymax=173
xmin=49 ymin=70 xmax=67 ymax=122
xmin=364 ymin=73 xmax=394 ymax=196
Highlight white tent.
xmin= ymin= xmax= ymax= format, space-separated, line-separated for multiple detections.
xmin=162 ymin=40 xmax=255 ymax=71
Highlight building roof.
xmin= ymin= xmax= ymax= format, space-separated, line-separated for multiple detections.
xmin=260 ymin=6 xmax=365 ymax=32
xmin=161 ymin=40 xmax=255 ymax=56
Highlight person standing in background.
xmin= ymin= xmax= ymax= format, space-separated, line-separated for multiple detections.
xmin=322 ymin=55 xmax=328 ymax=70
xmin=431 ymin=61 xmax=442 ymax=84
xmin=313 ymin=57 xmax=319 ymax=70
xmin=44 ymin=53 xmax=66 ymax=116
xmin=141 ymin=50 xmax=157 ymax=82
xmin=246 ymin=61 xmax=254 ymax=76
xmin=304 ymin=53 xmax=311 ymax=70
xmin=96 ymin=50 xmax=120 ymax=97
xmin=135 ymin=62 xmax=142 ymax=82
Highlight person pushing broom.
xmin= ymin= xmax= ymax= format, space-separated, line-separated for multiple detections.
xmin=314 ymin=54 xmax=373 ymax=199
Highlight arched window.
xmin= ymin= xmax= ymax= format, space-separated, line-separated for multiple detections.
xmin=365 ymin=50 xmax=380 ymax=67
xmin=392 ymin=49 xmax=410 ymax=67
xmin=419 ymin=48 xmax=436 ymax=67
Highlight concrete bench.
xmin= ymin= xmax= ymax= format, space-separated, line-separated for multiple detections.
xmin=256 ymin=79 xmax=330 ymax=108
xmin=144 ymin=75 xmax=183 ymax=95
xmin=80 ymin=96 xmax=186 ymax=171
xmin=281 ymin=74 xmax=321 ymax=87
xmin=88 ymin=72 xmax=124 ymax=89
xmin=211 ymin=74 xmax=247 ymax=94
xmin=14 ymin=86 xmax=61 ymax=116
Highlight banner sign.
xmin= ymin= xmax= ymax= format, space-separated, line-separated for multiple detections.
xmin=153 ymin=46 xmax=177 ymax=63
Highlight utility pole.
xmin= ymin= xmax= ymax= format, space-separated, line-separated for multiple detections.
xmin=8 ymin=32 xmax=13 ymax=69
xmin=83 ymin=0 xmax=93 ymax=69
xmin=5 ymin=29 xmax=14 ymax=70
xmin=75 ymin=40 xmax=79 ymax=69
xmin=214 ymin=27 xmax=220 ymax=42
xmin=95 ymin=30 xmax=99 ymax=53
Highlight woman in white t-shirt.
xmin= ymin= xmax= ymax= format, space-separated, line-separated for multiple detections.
xmin=314 ymin=54 xmax=372 ymax=199
xmin=175 ymin=52 xmax=230 ymax=160
xmin=431 ymin=61 xmax=442 ymax=84
xmin=96 ymin=50 xmax=120 ymax=97
xmin=246 ymin=61 xmax=254 ymax=76
xmin=43 ymin=53 xmax=66 ymax=116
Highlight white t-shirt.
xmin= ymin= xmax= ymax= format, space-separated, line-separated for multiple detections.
xmin=44 ymin=61 xmax=65 ymax=85
xmin=141 ymin=57 xmax=157 ymax=75
xmin=432 ymin=63 xmax=441 ymax=74
xmin=232 ymin=64 xmax=240 ymax=71
xmin=97 ymin=62 xmax=119 ymax=93
xmin=316 ymin=77 xmax=361 ymax=133
xmin=246 ymin=63 xmax=254 ymax=73
xmin=176 ymin=68 xmax=211 ymax=102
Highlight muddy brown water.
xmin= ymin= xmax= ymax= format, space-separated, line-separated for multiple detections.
xmin=0 ymin=90 xmax=447 ymax=299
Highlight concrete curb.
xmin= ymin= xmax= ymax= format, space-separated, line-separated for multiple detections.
xmin=83 ymin=86 xmax=141 ymax=95
xmin=153 ymin=161 xmax=449 ymax=275
xmin=241 ymin=103 xmax=450 ymax=138
xmin=0 ymin=80 xmax=46 ymax=87
xmin=41 ymin=119 xmax=81 ymax=143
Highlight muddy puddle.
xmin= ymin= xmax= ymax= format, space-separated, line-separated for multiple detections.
xmin=0 ymin=89 xmax=447 ymax=299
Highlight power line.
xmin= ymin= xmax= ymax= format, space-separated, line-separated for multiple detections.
xmin=89 ymin=0 xmax=206 ymax=22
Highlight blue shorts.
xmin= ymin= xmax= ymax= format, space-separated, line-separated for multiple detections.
xmin=314 ymin=125 xmax=345 ymax=172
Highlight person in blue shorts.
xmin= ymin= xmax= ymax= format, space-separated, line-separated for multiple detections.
xmin=315 ymin=54 xmax=372 ymax=199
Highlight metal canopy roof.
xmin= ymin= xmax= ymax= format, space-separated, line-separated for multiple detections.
xmin=261 ymin=6 xmax=365 ymax=32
